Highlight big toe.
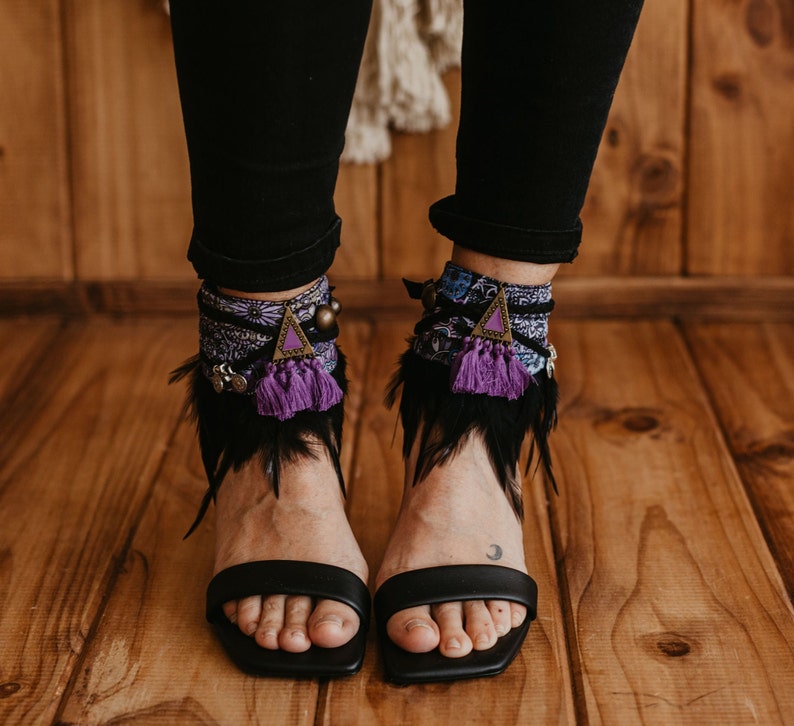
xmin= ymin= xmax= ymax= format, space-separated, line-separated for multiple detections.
xmin=386 ymin=605 xmax=440 ymax=653
xmin=308 ymin=599 xmax=360 ymax=649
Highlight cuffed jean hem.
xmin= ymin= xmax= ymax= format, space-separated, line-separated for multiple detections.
xmin=187 ymin=216 xmax=341 ymax=292
xmin=429 ymin=195 xmax=581 ymax=264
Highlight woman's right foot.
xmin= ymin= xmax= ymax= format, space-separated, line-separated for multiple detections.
xmin=213 ymin=445 xmax=368 ymax=652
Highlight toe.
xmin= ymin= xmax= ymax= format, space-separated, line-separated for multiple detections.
xmin=510 ymin=602 xmax=528 ymax=629
xmin=463 ymin=600 xmax=497 ymax=651
xmin=222 ymin=601 xmax=238 ymax=626
xmin=279 ymin=595 xmax=313 ymax=652
xmin=386 ymin=605 xmax=439 ymax=654
xmin=431 ymin=602 xmax=473 ymax=658
xmin=308 ymin=599 xmax=360 ymax=649
xmin=236 ymin=595 xmax=263 ymax=636
xmin=487 ymin=600 xmax=513 ymax=637
xmin=255 ymin=594 xmax=286 ymax=650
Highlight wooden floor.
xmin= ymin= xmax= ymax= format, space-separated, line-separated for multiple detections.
xmin=1 ymin=306 xmax=794 ymax=725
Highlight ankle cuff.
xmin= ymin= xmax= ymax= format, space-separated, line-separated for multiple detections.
xmin=198 ymin=277 xmax=344 ymax=420
xmin=408 ymin=262 xmax=556 ymax=398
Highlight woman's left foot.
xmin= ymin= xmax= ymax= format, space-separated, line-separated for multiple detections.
xmin=375 ymin=432 xmax=528 ymax=657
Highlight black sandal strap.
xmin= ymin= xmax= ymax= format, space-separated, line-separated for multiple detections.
xmin=207 ymin=560 xmax=371 ymax=625
xmin=374 ymin=565 xmax=537 ymax=624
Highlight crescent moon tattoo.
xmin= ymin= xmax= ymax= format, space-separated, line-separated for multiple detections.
xmin=487 ymin=544 xmax=503 ymax=561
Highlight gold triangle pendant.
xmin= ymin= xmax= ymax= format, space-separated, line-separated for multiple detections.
xmin=471 ymin=287 xmax=513 ymax=344
xmin=272 ymin=305 xmax=314 ymax=361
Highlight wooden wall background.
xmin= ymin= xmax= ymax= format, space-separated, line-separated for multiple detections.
xmin=1 ymin=0 xmax=793 ymax=307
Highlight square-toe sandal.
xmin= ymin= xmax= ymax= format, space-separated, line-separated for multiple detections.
xmin=381 ymin=263 xmax=559 ymax=683
xmin=207 ymin=560 xmax=370 ymax=677
xmin=374 ymin=565 xmax=537 ymax=684
xmin=172 ymin=277 xmax=370 ymax=677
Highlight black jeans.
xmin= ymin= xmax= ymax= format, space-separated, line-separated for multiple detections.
xmin=170 ymin=0 xmax=644 ymax=292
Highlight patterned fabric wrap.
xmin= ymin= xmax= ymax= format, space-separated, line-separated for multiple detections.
xmin=412 ymin=262 xmax=552 ymax=376
xmin=198 ymin=278 xmax=340 ymax=420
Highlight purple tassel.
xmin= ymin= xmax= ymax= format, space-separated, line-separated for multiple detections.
xmin=451 ymin=336 xmax=533 ymax=400
xmin=256 ymin=358 xmax=343 ymax=421
xmin=307 ymin=357 xmax=344 ymax=411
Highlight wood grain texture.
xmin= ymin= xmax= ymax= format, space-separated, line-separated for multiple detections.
xmin=380 ymin=72 xmax=459 ymax=280
xmin=683 ymin=322 xmax=794 ymax=600
xmin=548 ymin=320 xmax=794 ymax=723
xmin=332 ymin=163 xmax=380 ymax=280
xmin=0 ymin=320 xmax=63 ymax=399
xmin=573 ymin=0 xmax=688 ymax=276
xmin=0 ymin=0 xmax=72 ymax=279
xmin=0 ymin=321 xmax=191 ymax=725
xmin=688 ymin=0 xmax=794 ymax=275
xmin=319 ymin=321 xmax=576 ymax=726
xmin=64 ymin=0 xmax=193 ymax=281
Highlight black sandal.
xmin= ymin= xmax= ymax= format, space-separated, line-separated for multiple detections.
xmin=207 ymin=561 xmax=370 ymax=677
xmin=375 ymin=565 xmax=537 ymax=684
xmin=377 ymin=263 xmax=557 ymax=684
xmin=172 ymin=278 xmax=370 ymax=678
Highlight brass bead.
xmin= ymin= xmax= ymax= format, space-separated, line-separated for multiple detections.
xmin=330 ymin=296 xmax=342 ymax=315
xmin=315 ymin=304 xmax=337 ymax=331
xmin=421 ymin=282 xmax=437 ymax=310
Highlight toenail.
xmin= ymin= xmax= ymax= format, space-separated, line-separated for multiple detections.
xmin=405 ymin=619 xmax=434 ymax=632
xmin=291 ymin=630 xmax=307 ymax=641
xmin=245 ymin=622 xmax=257 ymax=635
xmin=315 ymin=615 xmax=343 ymax=629
xmin=495 ymin=624 xmax=507 ymax=636
xmin=446 ymin=637 xmax=461 ymax=650
xmin=260 ymin=628 xmax=277 ymax=641
xmin=475 ymin=633 xmax=492 ymax=648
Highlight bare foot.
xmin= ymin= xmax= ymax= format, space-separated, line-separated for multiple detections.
xmin=375 ymin=433 xmax=527 ymax=658
xmin=214 ymin=445 xmax=368 ymax=652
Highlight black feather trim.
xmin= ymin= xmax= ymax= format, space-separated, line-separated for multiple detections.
xmin=385 ymin=349 xmax=557 ymax=519
xmin=170 ymin=351 xmax=348 ymax=538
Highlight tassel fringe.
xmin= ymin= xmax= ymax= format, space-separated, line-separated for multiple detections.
xmin=386 ymin=349 xmax=558 ymax=518
xmin=170 ymin=351 xmax=348 ymax=538
xmin=255 ymin=358 xmax=343 ymax=421
xmin=450 ymin=337 xmax=534 ymax=399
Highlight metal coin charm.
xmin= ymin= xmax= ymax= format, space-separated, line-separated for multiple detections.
xmin=546 ymin=344 xmax=558 ymax=378
xmin=230 ymin=373 xmax=248 ymax=393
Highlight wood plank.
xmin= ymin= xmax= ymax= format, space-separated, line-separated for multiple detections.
xmin=683 ymin=322 xmax=794 ymax=600
xmin=573 ymin=0 xmax=688 ymax=276
xmin=319 ymin=320 xmax=576 ymax=725
xmin=0 ymin=0 xmax=72 ymax=279
xmin=0 ymin=320 xmax=191 ymax=724
xmin=4 ymin=276 xmax=793 ymax=321
xmin=380 ymin=72 xmax=459 ymax=280
xmin=57 ymin=322 xmax=372 ymax=724
xmin=332 ymin=163 xmax=380 ymax=280
xmin=0 ymin=319 xmax=63 ymax=401
xmin=64 ymin=0 xmax=193 ymax=281
xmin=687 ymin=0 xmax=794 ymax=275
xmin=548 ymin=320 xmax=794 ymax=723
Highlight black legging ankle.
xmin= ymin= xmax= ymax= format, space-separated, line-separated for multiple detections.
xmin=170 ymin=0 xmax=644 ymax=292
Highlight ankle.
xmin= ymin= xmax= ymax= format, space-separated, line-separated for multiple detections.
xmin=218 ymin=279 xmax=321 ymax=302
xmin=451 ymin=247 xmax=559 ymax=286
